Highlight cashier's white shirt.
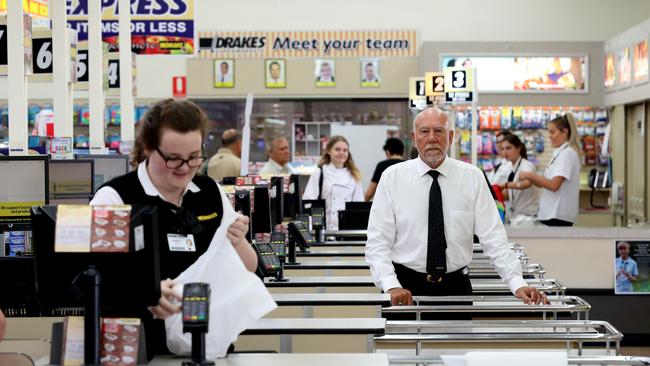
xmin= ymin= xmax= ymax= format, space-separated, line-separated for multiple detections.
xmin=365 ymin=156 xmax=527 ymax=294
xmin=302 ymin=163 xmax=364 ymax=230
xmin=90 ymin=161 xmax=237 ymax=219
xmin=537 ymin=143 xmax=581 ymax=223
xmin=508 ymin=157 xmax=540 ymax=218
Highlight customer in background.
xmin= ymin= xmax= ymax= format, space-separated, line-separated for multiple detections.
xmin=497 ymin=133 xmax=539 ymax=218
xmin=207 ymin=129 xmax=242 ymax=182
xmin=518 ymin=113 xmax=581 ymax=226
xmin=259 ymin=137 xmax=290 ymax=174
xmin=90 ymin=99 xmax=257 ymax=356
xmin=488 ymin=130 xmax=513 ymax=185
xmin=365 ymin=138 xmax=405 ymax=201
xmin=303 ymin=135 xmax=364 ymax=230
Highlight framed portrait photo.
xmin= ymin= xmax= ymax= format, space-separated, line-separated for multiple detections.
xmin=315 ymin=59 xmax=336 ymax=88
xmin=214 ymin=59 xmax=235 ymax=88
xmin=265 ymin=59 xmax=286 ymax=88
xmin=360 ymin=59 xmax=381 ymax=88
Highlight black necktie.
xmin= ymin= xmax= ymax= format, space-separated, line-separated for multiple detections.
xmin=426 ymin=170 xmax=447 ymax=282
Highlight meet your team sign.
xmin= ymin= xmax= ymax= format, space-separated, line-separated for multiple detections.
xmin=197 ymin=30 xmax=418 ymax=58
xmin=66 ymin=0 xmax=194 ymax=55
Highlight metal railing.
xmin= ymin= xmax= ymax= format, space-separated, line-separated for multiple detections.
xmin=382 ymin=295 xmax=591 ymax=320
xmin=375 ymin=320 xmax=623 ymax=356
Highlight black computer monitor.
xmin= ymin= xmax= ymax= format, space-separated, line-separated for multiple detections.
xmin=48 ymin=159 xmax=94 ymax=205
xmin=30 ymin=205 xmax=162 ymax=365
xmin=283 ymin=175 xmax=301 ymax=219
xmin=75 ymin=154 xmax=130 ymax=193
xmin=269 ymin=176 xmax=284 ymax=227
xmin=0 ymin=155 xmax=49 ymax=231
xmin=30 ymin=205 xmax=161 ymax=312
xmin=252 ymin=186 xmax=271 ymax=235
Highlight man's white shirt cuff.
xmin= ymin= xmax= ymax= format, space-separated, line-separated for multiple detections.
xmin=380 ymin=275 xmax=402 ymax=293
xmin=508 ymin=277 xmax=529 ymax=295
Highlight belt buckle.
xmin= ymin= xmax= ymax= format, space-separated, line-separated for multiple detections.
xmin=426 ymin=274 xmax=443 ymax=283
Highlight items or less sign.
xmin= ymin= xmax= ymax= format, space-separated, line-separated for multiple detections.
xmin=444 ymin=67 xmax=476 ymax=104
xmin=173 ymin=76 xmax=187 ymax=98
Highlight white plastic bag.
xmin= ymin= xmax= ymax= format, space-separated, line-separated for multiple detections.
xmin=164 ymin=214 xmax=277 ymax=358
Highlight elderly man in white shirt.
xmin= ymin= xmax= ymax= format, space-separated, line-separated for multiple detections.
xmin=365 ymin=107 xmax=547 ymax=306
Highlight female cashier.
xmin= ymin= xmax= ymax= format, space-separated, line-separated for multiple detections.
xmin=90 ymin=99 xmax=257 ymax=355
xmin=497 ymin=133 xmax=539 ymax=218
xmin=303 ymin=136 xmax=364 ymax=230
xmin=518 ymin=114 xmax=581 ymax=226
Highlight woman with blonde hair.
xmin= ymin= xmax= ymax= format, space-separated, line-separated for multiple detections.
xmin=303 ymin=135 xmax=364 ymax=230
xmin=518 ymin=113 xmax=581 ymax=226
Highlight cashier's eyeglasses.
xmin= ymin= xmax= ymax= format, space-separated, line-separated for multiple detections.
xmin=155 ymin=147 xmax=206 ymax=169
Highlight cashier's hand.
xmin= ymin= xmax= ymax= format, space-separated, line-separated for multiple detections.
xmin=515 ymin=286 xmax=549 ymax=305
xmin=0 ymin=309 xmax=6 ymax=342
xmin=387 ymin=287 xmax=413 ymax=306
xmin=228 ymin=215 xmax=250 ymax=248
xmin=148 ymin=279 xmax=182 ymax=320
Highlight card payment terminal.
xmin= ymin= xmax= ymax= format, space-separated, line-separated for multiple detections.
xmin=182 ymin=282 xmax=214 ymax=366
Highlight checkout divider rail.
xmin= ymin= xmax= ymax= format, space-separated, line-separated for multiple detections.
xmin=383 ymin=295 xmax=591 ymax=321
xmin=375 ymin=320 xmax=623 ymax=356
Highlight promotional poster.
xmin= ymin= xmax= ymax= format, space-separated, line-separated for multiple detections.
xmin=441 ymin=56 xmax=587 ymax=93
xmin=66 ymin=0 xmax=194 ymax=55
xmin=615 ymin=240 xmax=650 ymax=295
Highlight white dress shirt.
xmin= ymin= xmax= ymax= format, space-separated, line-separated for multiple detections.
xmin=365 ymin=156 xmax=527 ymax=294
xmin=537 ymin=143 xmax=581 ymax=222
xmin=302 ymin=163 xmax=364 ymax=230
xmin=508 ymin=157 xmax=540 ymax=217
xmin=259 ymin=159 xmax=289 ymax=175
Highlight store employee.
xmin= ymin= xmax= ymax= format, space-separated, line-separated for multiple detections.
xmin=365 ymin=107 xmax=547 ymax=306
xmin=90 ymin=99 xmax=258 ymax=356
xmin=518 ymin=114 xmax=581 ymax=226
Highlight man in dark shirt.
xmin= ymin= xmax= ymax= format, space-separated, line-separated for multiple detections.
xmin=365 ymin=138 xmax=405 ymax=201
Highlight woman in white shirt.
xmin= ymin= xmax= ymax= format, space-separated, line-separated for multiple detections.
xmin=518 ymin=114 xmax=581 ymax=226
xmin=497 ymin=133 xmax=539 ymax=218
xmin=303 ymin=136 xmax=364 ymax=230
xmin=488 ymin=131 xmax=514 ymax=185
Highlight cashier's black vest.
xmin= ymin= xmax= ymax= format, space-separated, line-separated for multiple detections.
xmin=100 ymin=171 xmax=224 ymax=358
xmin=101 ymin=170 xmax=224 ymax=280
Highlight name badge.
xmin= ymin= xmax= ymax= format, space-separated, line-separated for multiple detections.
xmin=167 ymin=233 xmax=196 ymax=252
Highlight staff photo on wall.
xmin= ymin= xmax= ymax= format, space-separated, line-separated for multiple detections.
xmin=265 ymin=59 xmax=286 ymax=88
xmin=214 ymin=59 xmax=235 ymax=88
xmin=315 ymin=59 xmax=336 ymax=87
xmin=614 ymin=240 xmax=650 ymax=294
xmin=360 ymin=59 xmax=381 ymax=88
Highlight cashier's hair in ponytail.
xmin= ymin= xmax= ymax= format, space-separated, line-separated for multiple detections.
xmin=131 ymin=99 xmax=209 ymax=166
xmin=319 ymin=135 xmax=362 ymax=182
xmin=549 ymin=113 xmax=581 ymax=155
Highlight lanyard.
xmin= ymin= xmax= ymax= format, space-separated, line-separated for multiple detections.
xmin=548 ymin=144 xmax=569 ymax=168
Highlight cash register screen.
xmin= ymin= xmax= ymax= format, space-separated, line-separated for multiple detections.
xmin=48 ymin=159 xmax=94 ymax=204
xmin=0 ymin=156 xmax=48 ymax=230
xmin=81 ymin=154 xmax=130 ymax=193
